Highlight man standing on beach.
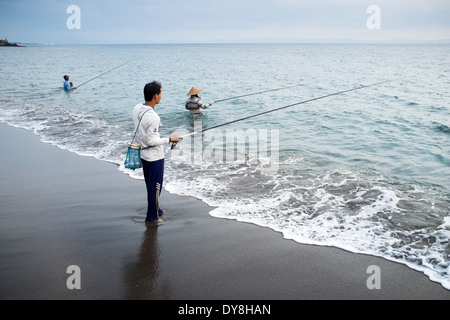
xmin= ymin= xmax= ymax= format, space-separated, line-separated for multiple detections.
xmin=133 ymin=81 xmax=182 ymax=224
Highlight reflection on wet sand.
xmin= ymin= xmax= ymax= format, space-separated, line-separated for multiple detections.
xmin=123 ymin=225 xmax=172 ymax=299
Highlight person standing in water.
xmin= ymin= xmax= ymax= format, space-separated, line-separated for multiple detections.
xmin=185 ymin=87 xmax=214 ymax=116
xmin=133 ymin=81 xmax=182 ymax=224
xmin=63 ymin=75 xmax=76 ymax=91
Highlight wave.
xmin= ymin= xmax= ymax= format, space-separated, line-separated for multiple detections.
xmin=0 ymin=97 xmax=130 ymax=166
xmin=433 ymin=122 xmax=450 ymax=135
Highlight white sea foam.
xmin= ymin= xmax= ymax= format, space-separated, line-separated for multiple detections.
xmin=165 ymin=154 xmax=450 ymax=290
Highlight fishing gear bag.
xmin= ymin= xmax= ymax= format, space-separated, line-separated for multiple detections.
xmin=124 ymin=109 xmax=151 ymax=170
xmin=125 ymin=142 xmax=142 ymax=170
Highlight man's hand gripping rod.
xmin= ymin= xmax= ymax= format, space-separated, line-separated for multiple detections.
xmin=171 ymin=132 xmax=199 ymax=150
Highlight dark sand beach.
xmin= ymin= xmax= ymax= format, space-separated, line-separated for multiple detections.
xmin=0 ymin=122 xmax=449 ymax=300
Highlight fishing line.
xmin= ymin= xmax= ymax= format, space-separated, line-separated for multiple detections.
xmin=76 ymin=60 xmax=134 ymax=88
xmin=172 ymin=81 xmax=389 ymax=149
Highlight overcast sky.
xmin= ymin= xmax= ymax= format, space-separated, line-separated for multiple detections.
xmin=1 ymin=0 xmax=449 ymax=44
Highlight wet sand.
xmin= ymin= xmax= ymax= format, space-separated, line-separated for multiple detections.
xmin=0 ymin=122 xmax=449 ymax=300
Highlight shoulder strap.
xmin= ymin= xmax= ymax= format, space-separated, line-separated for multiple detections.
xmin=131 ymin=109 xmax=151 ymax=144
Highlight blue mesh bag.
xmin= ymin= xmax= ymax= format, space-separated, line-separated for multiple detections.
xmin=124 ymin=109 xmax=151 ymax=170
xmin=125 ymin=143 xmax=142 ymax=170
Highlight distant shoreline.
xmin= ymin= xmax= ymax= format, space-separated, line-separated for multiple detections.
xmin=2 ymin=41 xmax=450 ymax=47
xmin=0 ymin=40 xmax=26 ymax=47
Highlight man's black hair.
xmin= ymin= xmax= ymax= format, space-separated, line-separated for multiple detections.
xmin=144 ymin=81 xmax=162 ymax=102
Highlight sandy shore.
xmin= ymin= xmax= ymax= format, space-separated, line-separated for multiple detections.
xmin=0 ymin=122 xmax=449 ymax=300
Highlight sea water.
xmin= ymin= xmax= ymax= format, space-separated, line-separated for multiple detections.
xmin=0 ymin=44 xmax=449 ymax=289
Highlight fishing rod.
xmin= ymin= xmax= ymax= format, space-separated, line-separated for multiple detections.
xmin=210 ymin=84 xmax=305 ymax=104
xmin=76 ymin=60 xmax=134 ymax=88
xmin=172 ymin=81 xmax=389 ymax=149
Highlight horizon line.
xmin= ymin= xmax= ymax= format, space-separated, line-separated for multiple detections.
xmin=13 ymin=39 xmax=450 ymax=46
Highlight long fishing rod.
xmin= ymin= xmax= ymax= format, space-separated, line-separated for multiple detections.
xmin=211 ymin=84 xmax=304 ymax=104
xmin=172 ymin=81 xmax=389 ymax=149
xmin=76 ymin=60 xmax=134 ymax=88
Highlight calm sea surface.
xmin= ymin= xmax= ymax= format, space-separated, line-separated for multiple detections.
xmin=0 ymin=44 xmax=449 ymax=289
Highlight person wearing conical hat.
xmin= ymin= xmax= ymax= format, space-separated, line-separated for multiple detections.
xmin=185 ymin=87 xmax=214 ymax=116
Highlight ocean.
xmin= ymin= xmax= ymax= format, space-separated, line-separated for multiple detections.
xmin=0 ymin=43 xmax=449 ymax=290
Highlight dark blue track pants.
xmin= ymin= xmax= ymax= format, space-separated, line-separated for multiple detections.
xmin=142 ymin=158 xmax=164 ymax=222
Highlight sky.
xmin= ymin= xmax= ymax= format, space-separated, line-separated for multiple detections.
xmin=0 ymin=0 xmax=449 ymax=44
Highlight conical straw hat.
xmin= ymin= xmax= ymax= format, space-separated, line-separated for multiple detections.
xmin=187 ymin=87 xmax=203 ymax=96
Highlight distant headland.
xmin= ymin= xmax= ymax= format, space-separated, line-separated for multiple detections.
xmin=0 ymin=36 xmax=25 ymax=47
